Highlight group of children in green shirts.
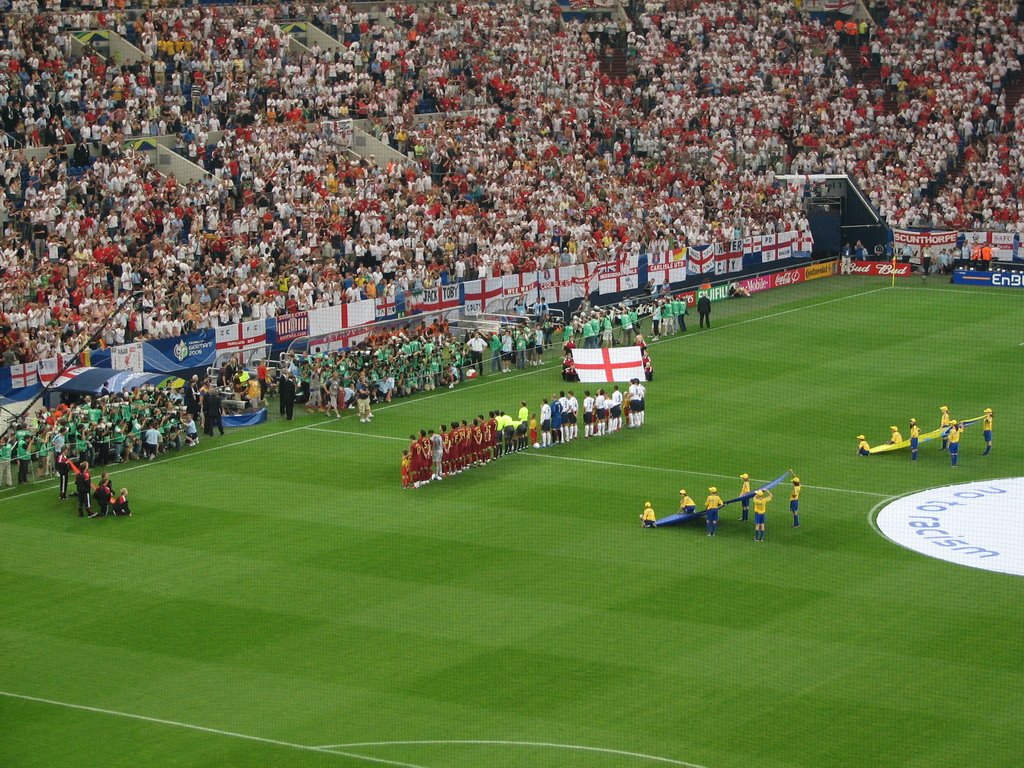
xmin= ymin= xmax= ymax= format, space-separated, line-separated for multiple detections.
xmin=295 ymin=330 xmax=472 ymax=411
xmin=1 ymin=386 xmax=195 ymax=488
xmin=565 ymin=295 xmax=689 ymax=350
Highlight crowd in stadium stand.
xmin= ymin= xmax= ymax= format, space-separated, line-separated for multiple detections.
xmin=1 ymin=0 xmax=1023 ymax=369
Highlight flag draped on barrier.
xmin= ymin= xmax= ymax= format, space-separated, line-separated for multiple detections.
xmin=687 ymin=244 xmax=716 ymax=275
xmin=571 ymin=347 xmax=646 ymax=382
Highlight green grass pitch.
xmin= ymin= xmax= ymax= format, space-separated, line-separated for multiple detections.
xmin=2 ymin=276 xmax=1022 ymax=768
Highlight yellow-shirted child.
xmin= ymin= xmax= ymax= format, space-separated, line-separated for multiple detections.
xmin=753 ymin=490 xmax=772 ymax=541
xmin=704 ymin=487 xmax=723 ymax=536
xmin=738 ymin=473 xmax=751 ymax=522
xmin=790 ymin=477 xmax=801 ymax=527
xmin=640 ymin=501 xmax=656 ymax=528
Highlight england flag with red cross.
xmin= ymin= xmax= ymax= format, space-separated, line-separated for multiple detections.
xmin=571 ymin=347 xmax=646 ymax=383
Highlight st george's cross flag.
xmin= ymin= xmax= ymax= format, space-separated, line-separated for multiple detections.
xmin=571 ymin=347 xmax=646 ymax=383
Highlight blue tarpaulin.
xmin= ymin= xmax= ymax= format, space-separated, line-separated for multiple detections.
xmin=223 ymin=408 xmax=268 ymax=428
xmin=54 ymin=367 xmax=169 ymax=394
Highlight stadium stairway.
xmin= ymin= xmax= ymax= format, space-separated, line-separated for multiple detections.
xmin=1005 ymin=77 xmax=1024 ymax=112
xmin=841 ymin=43 xmax=896 ymax=114
xmin=600 ymin=49 xmax=629 ymax=81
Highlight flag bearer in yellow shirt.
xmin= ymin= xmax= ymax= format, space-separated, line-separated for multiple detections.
xmin=790 ymin=477 xmax=801 ymax=527
xmin=753 ymin=490 xmax=772 ymax=542
xmin=909 ymin=419 xmax=920 ymax=462
xmin=704 ymin=487 xmax=723 ymax=537
xmin=939 ymin=405 xmax=951 ymax=450
xmin=738 ymin=473 xmax=751 ymax=522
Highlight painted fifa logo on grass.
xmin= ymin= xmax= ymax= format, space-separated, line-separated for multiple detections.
xmin=875 ymin=478 xmax=1024 ymax=576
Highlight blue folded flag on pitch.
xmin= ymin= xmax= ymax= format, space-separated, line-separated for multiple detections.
xmin=721 ymin=470 xmax=792 ymax=505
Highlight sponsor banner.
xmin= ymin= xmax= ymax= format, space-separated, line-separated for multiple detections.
xmin=771 ymin=267 xmax=806 ymax=288
xmin=735 ymin=273 xmax=774 ymax=296
xmin=849 ymin=260 xmax=912 ymax=277
xmin=215 ymin=319 xmax=268 ymax=354
xmin=697 ymin=283 xmax=732 ymax=302
xmin=893 ymin=228 xmax=957 ymax=247
xmin=143 ymin=329 xmax=216 ymax=373
xmin=275 ymin=311 xmax=309 ymax=342
xmin=804 ymin=260 xmax=838 ymax=281
xmin=417 ymin=284 xmax=462 ymax=313
xmin=110 ymin=342 xmax=145 ymax=372
xmin=571 ymin=347 xmax=646 ymax=383
xmin=952 ymin=270 xmax=1024 ymax=288
xmin=734 ymin=263 xmax=829 ymax=296
xmin=875 ymin=479 xmax=1024 ymax=576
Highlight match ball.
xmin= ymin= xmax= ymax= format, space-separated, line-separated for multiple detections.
xmin=533 ymin=442 xmax=541 ymax=449
xmin=465 ymin=369 xmax=479 ymax=379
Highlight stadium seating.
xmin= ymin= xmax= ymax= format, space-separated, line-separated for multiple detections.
xmin=1 ymin=0 xmax=1022 ymax=367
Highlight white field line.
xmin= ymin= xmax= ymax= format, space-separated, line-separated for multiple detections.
xmin=893 ymin=285 xmax=1024 ymax=295
xmin=0 ymin=422 xmax=316 ymax=504
xmin=307 ymin=427 xmax=408 ymax=441
xmin=867 ymin=494 xmax=901 ymax=537
xmin=315 ymin=739 xmax=708 ymax=767
xmin=0 ymin=690 xmax=431 ymax=768
xmin=0 ymin=284 xmax=887 ymax=506
xmin=307 ymin=426 xmax=889 ymax=498
xmin=518 ymin=451 xmax=890 ymax=497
